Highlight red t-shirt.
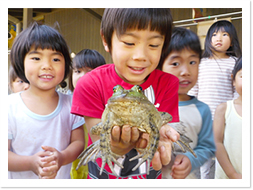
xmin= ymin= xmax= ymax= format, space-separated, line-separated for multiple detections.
xmin=71 ymin=64 xmax=179 ymax=179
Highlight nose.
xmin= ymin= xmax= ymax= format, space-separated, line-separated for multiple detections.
xmin=132 ymin=45 xmax=147 ymax=62
xmin=180 ymin=64 xmax=190 ymax=76
xmin=41 ymin=59 xmax=53 ymax=70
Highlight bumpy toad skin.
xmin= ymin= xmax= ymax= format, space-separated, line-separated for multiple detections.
xmin=76 ymin=85 xmax=196 ymax=177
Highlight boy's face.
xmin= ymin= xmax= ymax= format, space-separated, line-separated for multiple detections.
xmin=103 ymin=29 xmax=164 ymax=85
xmin=24 ymin=47 xmax=65 ymax=91
xmin=162 ymin=48 xmax=200 ymax=101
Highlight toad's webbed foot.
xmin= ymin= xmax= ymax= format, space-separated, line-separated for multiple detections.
xmin=76 ymin=140 xmax=124 ymax=176
xmin=173 ymin=131 xmax=197 ymax=158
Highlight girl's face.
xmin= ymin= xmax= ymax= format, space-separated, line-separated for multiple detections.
xmin=162 ymin=48 xmax=200 ymax=101
xmin=233 ymin=69 xmax=242 ymax=96
xmin=211 ymin=29 xmax=231 ymax=55
xmin=24 ymin=47 xmax=65 ymax=92
xmin=10 ymin=77 xmax=30 ymax=93
xmin=72 ymin=66 xmax=92 ymax=88
xmin=103 ymin=29 xmax=164 ymax=85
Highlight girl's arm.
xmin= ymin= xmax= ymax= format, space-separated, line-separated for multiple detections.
xmin=41 ymin=126 xmax=84 ymax=169
xmin=213 ymin=103 xmax=241 ymax=179
xmin=8 ymin=139 xmax=53 ymax=177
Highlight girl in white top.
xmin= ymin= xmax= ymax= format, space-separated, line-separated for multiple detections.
xmin=188 ymin=20 xmax=242 ymax=179
xmin=213 ymin=57 xmax=242 ymax=179
xmin=189 ymin=20 xmax=242 ymax=119
xmin=8 ymin=22 xmax=85 ymax=179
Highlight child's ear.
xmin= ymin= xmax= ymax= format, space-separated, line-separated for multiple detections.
xmin=100 ymin=31 xmax=109 ymax=52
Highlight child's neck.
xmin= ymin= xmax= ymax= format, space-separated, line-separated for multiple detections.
xmin=233 ymin=96 xmax=242 ymax=117
xmin=179 ymin=94 xmax=192 ymax=102
xmin=20 ymin=87 xmax=59 ymax=115
xmin=211 ymin=52 xmax=230 ymax=59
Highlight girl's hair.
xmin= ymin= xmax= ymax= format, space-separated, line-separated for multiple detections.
xmin=202 ymin=20 xmax=242 ymax=59
xmin=158 ymin=27 xmax=202 ymax=69
xmin=72 ymin=49 xmax=106 ymax=69
xmin=68 ymin=49 xmax=106 ymax=91
xmin=10 ymin=22 xmax=71 ymax=83
xmin=232 ymin=56 xmax=242 ymax=80
xmin=101 ymin=8 xmax=173 ymax=56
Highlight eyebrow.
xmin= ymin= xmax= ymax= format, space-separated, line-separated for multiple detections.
xmin=169 ymin=54 xmax=199 ymax=59
xmin=122 ymin=32 xmax=164 ymax=40
xmin=27 ymin=50 xmax=63 ymax=56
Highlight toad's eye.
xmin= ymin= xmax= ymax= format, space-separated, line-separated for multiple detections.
xmin=113 ymin=86 xmax=118 ymax=93
xmin=137 ymin=86 xmax=143 ymax=93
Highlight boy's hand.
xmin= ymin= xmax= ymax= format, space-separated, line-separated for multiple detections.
xmin=110 ymin=123 xmax=180 ymax=172
xmin=39 ymin=146 xmax=63 ymax=179
xmin=152 ymin=124 xmax=179 ymax=170
xmin=170 ymin=154 xmax=192 ymax=179
xmin=110 ymin=125 xmax=147 ymax=155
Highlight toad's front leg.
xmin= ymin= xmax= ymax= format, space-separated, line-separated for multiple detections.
xmin=99 ymin=123 xmax=124 ymax=176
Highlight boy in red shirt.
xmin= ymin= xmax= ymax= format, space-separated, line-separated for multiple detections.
xmin=71 ymin=8 xmax=180 ymax=179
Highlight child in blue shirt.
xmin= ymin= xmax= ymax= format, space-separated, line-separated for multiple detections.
xmin=160 ymin=27 xmax=216 ymax=179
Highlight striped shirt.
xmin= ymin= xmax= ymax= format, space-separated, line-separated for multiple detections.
xmin=188 ymin=57 xmax=238 ymax=119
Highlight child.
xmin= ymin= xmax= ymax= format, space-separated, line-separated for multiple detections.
xmin=69 ymin=49 xmax=106 ymax=92
xmin=213 ymin=57 xmax=242 ymax=179
xmin=160 ymin=27 xmax=216 ymax=179
xmin=71 ymin=8 xmax=180 ymax=179
xmin=188 ymin=20 xmax=242 ymax=179
xmin=8 ymin=22 xmax=85 ymax=179
xmin=69 ymin=49 xmax=106 ymax=179
xmin=8 ymin=65 xmax=30 ymax=93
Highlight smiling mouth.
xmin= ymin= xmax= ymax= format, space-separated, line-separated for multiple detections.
xmin=129 ymin=66 xmax=145 ymax=71
xmin=40 ymin=75 xmax=53 ymax=79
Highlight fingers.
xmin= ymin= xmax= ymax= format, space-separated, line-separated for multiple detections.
xmin=160 ymin=124 xmax=179 ymax=142
xmin=111 ymin=126 xmax=121 ymax=142
xmin=151 ymin=150 xmax=162 ymax=171
xmin=111 ymin=125 xmax=141 ymax=144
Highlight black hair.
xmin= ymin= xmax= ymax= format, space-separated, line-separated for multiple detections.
xmin=202 ymin=20 xmax=242 ymax=59
xmin=232 ymin=56 xmax=242 ymax=80
xmin=72 ymin=49 xmax=106 ymax=69
xmin=69 ymin=49 xmax=106 ymax=91
xmin=101 ymin=8 xmax=173 ymax=56
xmin=158 ymin=27 xmax=202 ymax=69
xmin=10 ymin=22 xmax=71 ymax=83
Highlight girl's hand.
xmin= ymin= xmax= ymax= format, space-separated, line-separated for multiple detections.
xmin=170 ymin=154 xmax=192 ymax=179
xmin=29 ymin=150 xmax=54 ymax=178
xmin=39 ymin=146 xmax=63 ymax=179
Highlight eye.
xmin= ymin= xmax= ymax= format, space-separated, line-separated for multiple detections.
xmin=123 ymin=42 xmax=134 ymax=46
xmin=137 ymin=86 xmax=143 ymax=93
xmin=212 ymin=33 xmax=217 ymax=37
xmin=53 ymin=58 xmax=61 ymax=62
xmin=172 ymin=62 xmax=179 ymax=66
xmin=149 ymin=44 xmax=159 ymax=48
xmin=190 ymin=61 xmax=196 ymax=65
xmin=113 ymin=85 xmax=118 ymax=93
xmin=32 ymin=57 xmax=40 ymax=61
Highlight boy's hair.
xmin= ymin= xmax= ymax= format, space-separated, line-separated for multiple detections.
xmin=8 ymin=65 xmax=18 ymax=84
xmin=158 ymin=27 xmax=202 ymax=69
xmin=73 ymin=49 xmax=106 ymax=69
xmin=202 ymin=20 xmax=242 ymax=59
xmin=101 ymin=8 xmax=173 ymax=55
xmin=10 ymin=22 xmax=71 ymax=84
xmin=68 ymin=49 xmax=106 ymax=91
xmin=232 ymin=56 xmax=242 ymax=80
